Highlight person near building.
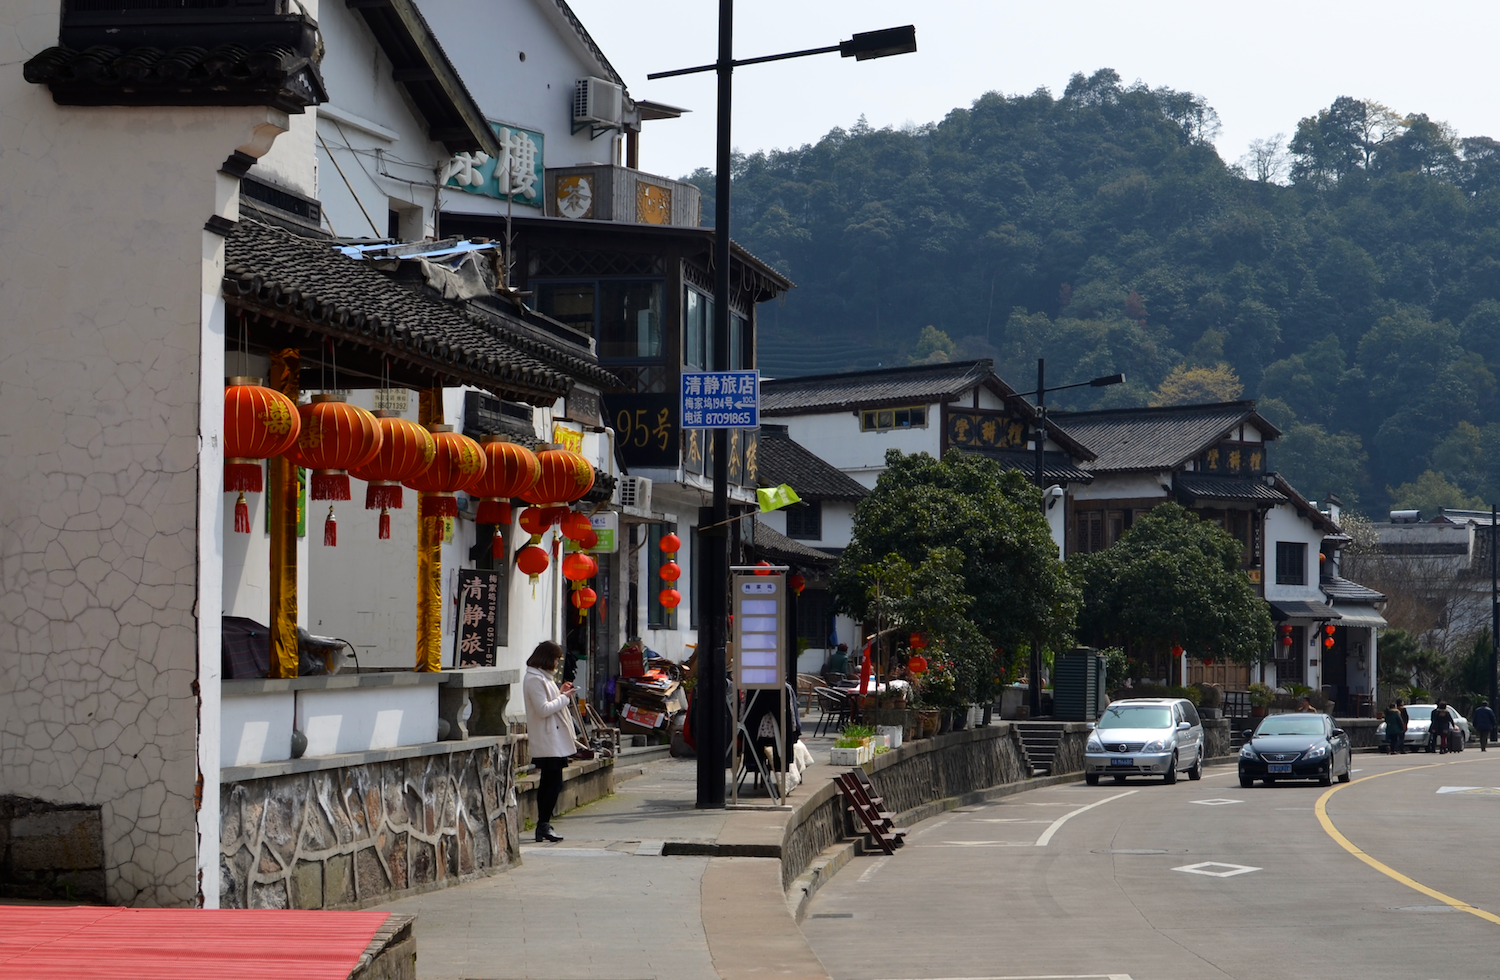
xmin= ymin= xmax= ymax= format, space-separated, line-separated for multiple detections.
xmin=1297 ymin=696 xmax=1317 ymax=713
xmin=1475 ymin=699 xmax=1497 ymax=752
xmin=1383 ymin=703 xmax=1405 ymax=755
xmin=824 ymin=643 xmax=850 ymax=684
xmin=523 ymin=641 xmax=576 ymax=843
xmin=1429 ymin=701 xmax=1453 ymax=754
xmin=1395 ymin=699 xmax=1410 ymax=754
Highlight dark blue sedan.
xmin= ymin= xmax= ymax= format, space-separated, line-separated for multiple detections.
xmin=1238 ymin=713 xmax=1352 ymax=787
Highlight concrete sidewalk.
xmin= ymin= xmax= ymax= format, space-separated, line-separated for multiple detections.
xmin=376 ymin=738 xmax=841 ymax=980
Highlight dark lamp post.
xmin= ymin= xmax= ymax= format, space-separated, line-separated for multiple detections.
xmin=1013 ymin=360 xmax=1125 ymax=718
xmin=651 ymin=7 xmax=916 ymax=810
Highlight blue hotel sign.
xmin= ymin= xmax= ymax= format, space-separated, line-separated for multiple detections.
xmin=681 ymin=371 xmax=759 ymax=428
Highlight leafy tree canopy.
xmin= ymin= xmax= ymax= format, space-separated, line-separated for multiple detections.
xmin=832 ymin=449 xmax=1079 ymax=653
xmin=1069 ymin=503 xmax=1274 ymax=663
xmin=698 ymin=73 xmax=1500 ymax=511
xmin=1387 ymin=469 xmax=1486 ymax=514
xmin=1151 ymin=363 xmax=1244 ymax=406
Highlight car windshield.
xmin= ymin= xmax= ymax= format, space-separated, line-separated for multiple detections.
xmin=1256 ymin=716 xmax=1325 ymax=736
xmin=1098 ymin=706 xmax=1172 ymax=730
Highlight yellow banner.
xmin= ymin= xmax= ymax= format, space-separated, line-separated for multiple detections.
xmin=551 ymin=423 xmax=583 ymax=454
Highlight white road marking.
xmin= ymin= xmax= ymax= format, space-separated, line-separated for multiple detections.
xmin=1035 ymin=791 xmax=1137 ymax=846
xmin=634 ymin=840 xmax=664 ymax=856
xmin=976 ymin=818 xmax=1053 ymax=824
xmin=1438 ymin=785 xmax=1500 ymax=795
xmin=857 ymin=856 xmax=890 ymax=881
xmin=1173 ymin=861 xmax=1261 ymax=878
xmin=1188 ymin=798 xmax=1242 ymax=806
xmin=875 ymin=975 xmax=1134 ymax=980
xmin=937 ymin=841 xmax=1040 ymax=847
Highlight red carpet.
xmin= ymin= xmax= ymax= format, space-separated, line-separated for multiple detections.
xmin=0 ymin=906 xmax=391 ymax=979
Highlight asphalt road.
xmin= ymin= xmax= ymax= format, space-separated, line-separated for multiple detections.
xmin=802 ymin=751 xmax=1500 ymax=980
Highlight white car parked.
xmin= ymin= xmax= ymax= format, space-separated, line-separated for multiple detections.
xmin=1085 ymin=697 xmax=1205 ymax=785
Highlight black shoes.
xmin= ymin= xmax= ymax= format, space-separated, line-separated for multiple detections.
xmin=535 ymin=823 xmax=564 ymax=843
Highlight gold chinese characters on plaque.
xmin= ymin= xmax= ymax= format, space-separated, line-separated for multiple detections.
xmin=556 ymin=174 xmax=594 ymax=219
xmin=637 ymin=182 xmax=672 ymax=224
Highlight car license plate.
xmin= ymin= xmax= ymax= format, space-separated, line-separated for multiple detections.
xmin=1110 ymin=758 xmax=1133 ymax=766
xmin=1268 ymin=764 xmax=1292 ymax=773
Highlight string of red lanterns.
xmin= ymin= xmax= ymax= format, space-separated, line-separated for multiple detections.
xmin=470 ymin=437 xmax=540 ymax=558
xmin=349 ymin=411 xmax=435 ymax=540
xmin=659 ymin=532 xmax=681 ymax=610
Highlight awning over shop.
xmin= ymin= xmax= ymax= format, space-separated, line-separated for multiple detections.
xmin=1269 ymin=599 xmax=1341 ymax=622
xmin=1330 ymin=604 xmax=1387 ymax=628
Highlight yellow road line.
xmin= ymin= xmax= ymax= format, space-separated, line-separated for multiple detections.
xmin=1315 ymin=756 xmax=1500 ymax=925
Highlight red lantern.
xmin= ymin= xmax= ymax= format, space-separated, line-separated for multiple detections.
xmin=1324 ymin=636 xmax=1335 ymax=649
xmin=660 ymin=532 xmax=681 ymax=556
xmin=562 ymin=551 xmax=597 ymax=584
xmin=571 ymin=586 xmax=597 ymax=611
xmin=908 ymin=654 xmax=929 ymax=676
xmin=470 ymin=436 xmax=540 ymax=527
xmin=224 ymin=378 xmax=301 ymax=533
xmin=349 ymin=412 xmax=435 ymax=539
xmin=517 ymin=543 xmax=550 ymax=589
xmin=659 ymin=560 xmax=682 ymax=583
xmin=520 ymin=505 xmax=568 ymax=544
xmin=1324 ymin=624 xmax=1336 ymax=636
xmin=520 ymin=445 xmax=595 ymax=506
xmin=285 ymin=394 xmax=382 ymax=502
xmin=1281 ymin=635 xmax=1294 ymax=647
xmin=560 ymin=510 xmax=594 ymax=542
xmin=909 ymin=632 xmax=928 ymax=650
xmin=577 ymin=527 xmax=599 ymax=551
xmin=754 ymin=561 xmax=772 ymax=576
xmin=789 ymin=573 xmax=805 ymax=596
xmin=1203 ymin=657 xmax=1214 ymax=666
xmin=403 ymin=425 xmax=486 ymax=519
xmin=659 ymin=588 xmax=682 ymax=609
xmin=1171 ymin=644 xmax=1185 ymax=658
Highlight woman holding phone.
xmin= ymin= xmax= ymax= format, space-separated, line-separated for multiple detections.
xmin=523 ymin=641 xmax=575 ymax=842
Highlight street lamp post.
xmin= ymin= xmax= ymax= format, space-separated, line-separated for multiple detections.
xmin=1013 ymin=359 xmax=1124 ymax=718
xmin=651 ymin=9 xmax=916 ymax=809
xmin=1491 ymin=503 xmax=1497 ymax=713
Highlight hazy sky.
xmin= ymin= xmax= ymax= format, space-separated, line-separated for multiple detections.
xmin=569 ymin=1 xmax=1500 ymax=180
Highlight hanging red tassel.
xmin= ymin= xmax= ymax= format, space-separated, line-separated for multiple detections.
xmin=379 ymin=507 xmax=391 ymax=540
xmin=419 ymin=492 xmax=459 ymax=519
xmin=225 ymin=460 xmax=264 ymax=493
xmin=324 ymin=506 xmax=337 ymax=546
xmin=491 ymin=525 xmax=505 ymax=560
xmin=366 ymin=482 xmax=403 ymax=511
xmin=234 ymin=492 xmax=250 ymax=534
xmin=476 ymin=499 xmax=511 ymax=525
xmin=311 ymin=471 xmax=352 ymax=501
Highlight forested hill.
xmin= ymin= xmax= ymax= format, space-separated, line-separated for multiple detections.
xmin=686 ymin=68 xmax=1500 ymax=515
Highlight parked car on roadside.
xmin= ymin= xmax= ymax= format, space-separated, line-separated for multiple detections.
xmin=1238 ymin=713 xmax=1352 ymax=787
xmin=1084 ymin=698 xmax=1204 ymax=785
xmin=1375 ymin=703 xmax=1471 ymax=751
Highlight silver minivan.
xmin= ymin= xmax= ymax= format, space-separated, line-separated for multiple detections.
xmin=1084 ymin=697 xmax=1204 ymax=785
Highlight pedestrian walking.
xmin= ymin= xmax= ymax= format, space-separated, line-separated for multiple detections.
xmin=1430 ymin=701 xmax=1453 ymax=754
xmin=1396 ymin=699 xmax=1410 ymax=754
xmin=523 ymin=640 xmax=576 ymax=843
xmin=1475 ymin=699 xmax=1496 ymax=752
xmin=1383 ymin=703 xmax=1405 ymax=755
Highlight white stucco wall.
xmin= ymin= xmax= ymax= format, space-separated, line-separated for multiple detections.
xmin=1262 ymin=504 xmax=1325 ymax=604
xmin=0 ymin=3 xmax=299 ymax=906
xmin=1068 ymin=472 xmax=1171 ymax=503
xmin=777 ymin=406 xmax=943 ymax=489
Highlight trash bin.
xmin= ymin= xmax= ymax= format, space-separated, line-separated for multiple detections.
xmin=1053 ymin=647 xmax=1105 ymax=721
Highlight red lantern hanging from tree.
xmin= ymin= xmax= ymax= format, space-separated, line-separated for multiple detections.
xmin=520 ymin=444 xmax=595 ymax=507
xmin=224 ymin=378 xmax=301 ymax=533
xmin=659 ymin=588 xmax=682 ymax=609
xmin=403 ymin=425 xmax=486 ymax=519
xmin=908 ymin=654 xmax=929 ymax=676
xmin=470 ymin=437 xmax=540 ymax=527
xmin=909 ymin=632 xmax=928 ymax=650
xmin=789 ymin=573 xmax=805 ymax=596
xmin=349 ymin=412 xmax=435 ymax=540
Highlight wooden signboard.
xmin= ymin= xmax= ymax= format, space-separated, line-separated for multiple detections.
xmin=455 ymin=569 xmax=503 ymax=667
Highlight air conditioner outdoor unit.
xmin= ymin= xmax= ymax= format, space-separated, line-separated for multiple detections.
xmin=574 ymin=76 xmax=623 ymax=128
xmin=619 ymin=476 xmax=652 ymax=516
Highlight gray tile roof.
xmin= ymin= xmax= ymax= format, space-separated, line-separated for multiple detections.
xmin=1050 ymin=401 xmax=1281 ymax=472
xmin=1321 ymin=575 xmax=1386 ymax=603
xmin=752 ymin=520 xmax=837 ymax=567
xmin=1270 ymin=599 xmax=1341 ymax=621
xmin=756 ymin=427 xmax=868 ymax=501
xmin=1175 ymin=473 xmax=1287 ymax=503
xmin=224 ymin=219 xmax=617 ymax=404
xmin=762 ymin=359 xmax=999 ymax=414
xmin=963 ymin=448 xmax=1095 ymax=484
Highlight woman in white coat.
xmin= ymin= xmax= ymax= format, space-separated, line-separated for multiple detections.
xmin=523 ymin=641 xmax=576 ymax=842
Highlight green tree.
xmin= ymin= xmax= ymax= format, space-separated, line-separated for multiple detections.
xmin=1271 ymin=423 xmax=1368 ymax=507
xmin=1069 ymin=504 xmax=1274 ymax=663
xmin=909 ymin=325 xmax=956 ymax=364
xmin=1387 ymin=470 xmax=1486 ymax=515
xmin=1150 ymin=363 xmax=1244 ymax=406
xmin=832 ymin=449 xmax=1078 ymax=655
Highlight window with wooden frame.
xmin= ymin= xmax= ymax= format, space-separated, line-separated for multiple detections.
xmin=1072 ymin=510 xmax=1105 ymax=554
xmin=860 ymin=405 xmax=927 ymax=431
xmin=785 ymin=500 xmax=822 ymax=540
xmin=1275 ymin=541 xmax=1307 ymax=586
xmin=1274 ymin=626 xmax=1306 ymax=683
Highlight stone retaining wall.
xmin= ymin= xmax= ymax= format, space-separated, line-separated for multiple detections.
xmin=515 ymin=757 xmax=614 ymax=827
xmin=219 ymin=738 xmax=518 ymax=910
xmin=0 ymin=795 xmax=106 ymax=902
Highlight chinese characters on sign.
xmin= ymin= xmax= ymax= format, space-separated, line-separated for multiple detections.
xmin=603 ymin=393 xmax=678 ymax=468
xmin=681 ymin=371 xmax=759 ymax=429
xmin=1200 ymin=442 xmax=1265 ymax=475
xmin=444 ymin=123 xmax=545 ymax=207
xmin=455 ymin=570 xmax=502 ymax=667
xmin=945 ymin=409 xmax=1027 ymax=451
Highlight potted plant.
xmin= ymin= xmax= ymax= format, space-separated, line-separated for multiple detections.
xmin=830 ymin=724 xmax=878 ymax=765
xmin=1248 ymin=682 xmax=1274 ymax=718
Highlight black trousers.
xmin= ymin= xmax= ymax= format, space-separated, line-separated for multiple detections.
xmin=535 ymin=757 xmax=566 ymax=827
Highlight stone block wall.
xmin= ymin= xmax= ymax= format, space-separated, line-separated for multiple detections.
xmin=0 ymin=795 xmax=106 ymax=902
xmin=219 ymin=740 xmax=518 ymax=910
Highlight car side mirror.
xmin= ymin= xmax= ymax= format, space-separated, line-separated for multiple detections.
xmin=1177 ymin=721 xmax=1191 ymax=731
xmin=1331 ymin=728 xmax=1345 ymax=737
xmin=1087 ymin=722 xmax=1096 ymax=730
xmin=1243 ymin=729 xmax=1254 ymax=740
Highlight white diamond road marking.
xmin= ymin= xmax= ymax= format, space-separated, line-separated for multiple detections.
xmin=1189 ymin=798 xmax=1242 ymax=806
xmin=1437 ymin=786 xmax=1500 ymax=796
xmin=1174 ymin=861 xmax=1261 ymax=878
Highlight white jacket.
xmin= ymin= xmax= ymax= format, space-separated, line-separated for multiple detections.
xmin=523 ymin=665 xmax=577 ymax=759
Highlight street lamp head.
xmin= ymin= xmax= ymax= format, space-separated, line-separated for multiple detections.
xmin=839 ymin=25 xmax=918 ymax=61
xmin=1090 ymin=373 xmax=1126 ymax=387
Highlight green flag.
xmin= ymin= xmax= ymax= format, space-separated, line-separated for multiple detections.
xmin=757 ymin=483 xmax=802 ymax=513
